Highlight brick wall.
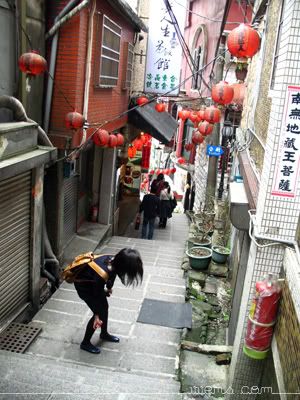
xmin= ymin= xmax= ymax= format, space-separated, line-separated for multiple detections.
xmin=48 ymin=0 xmax=136 ymax=148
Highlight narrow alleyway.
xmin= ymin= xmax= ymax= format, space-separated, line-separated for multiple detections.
xmin=0 ymin=214 xmax=190 ymax=399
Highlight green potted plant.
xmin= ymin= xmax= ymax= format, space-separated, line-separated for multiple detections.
xmin=235 ymin=62 xmax=248 ymax=82
xmin=188 ymin=231 xmax=212 ymax=249
xmin=212 ymin=245 xmax=231 ymax=264
xmin=186 ymin=246 xmax=212 ymax=270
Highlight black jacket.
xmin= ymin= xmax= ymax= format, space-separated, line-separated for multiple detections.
xmin=139 ymin=193 xmax=160 ymax=219
xmin=74 ymin=255 xmax=116 ymax=314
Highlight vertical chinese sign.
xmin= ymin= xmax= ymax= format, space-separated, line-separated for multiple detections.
xmin=144 ymin=0 xmax=186 ymax=96
xmin=272 ymin=86 xmax=300 ymax=197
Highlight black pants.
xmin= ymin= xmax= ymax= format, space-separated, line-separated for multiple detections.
xmin=75 ymin=284 xmax=109 ymax=344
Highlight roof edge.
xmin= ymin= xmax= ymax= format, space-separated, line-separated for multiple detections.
xmin=107 ymin=0 xmax=148 ymax=32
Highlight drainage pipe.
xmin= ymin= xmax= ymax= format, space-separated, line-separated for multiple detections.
xmin=80 ymin=0 xmax=96 ymax=146
xmin=45 ymin=0 xmax=90 ymax=40
xmin=0 ymin=95 xmax=53 ymax=147
xmin=43 ymin=0 xmax=88 ymax=133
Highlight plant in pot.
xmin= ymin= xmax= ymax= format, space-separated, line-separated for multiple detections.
xmin=188 ymin=229 xmax=212 ymax=250
xmin=235 ymin=62 xmax=248 ymax=82
xmin=212 ymin=240 xmax=231 ymax=264
xmin=186 ymin=246 xmax=212 ymax=270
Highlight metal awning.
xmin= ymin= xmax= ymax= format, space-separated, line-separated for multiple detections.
xmin=128 ymin=102 xmax=178 ymax=145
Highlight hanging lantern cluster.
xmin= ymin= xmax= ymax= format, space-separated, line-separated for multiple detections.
xmin=211 ymin=81 xmax=234 ymax=106
xmin=155 ymin=102 xmax=166 ymax=113
xmin=136 ymin=96 xmax=149 ymax=106
xmin=185 ymin=143 xmax=194 ymax=151
xmin=128 ymin=144 xmax=137 ymax=158
xmin=178 ymin=109 xmax=190 ymax=120
xmin=204 ymin=106 xmax=221 ymax=124
xmin=18 ymin=51 xmax=47 ymax=76
xmin=192 ymin=130 xmax=204 ymax=144
xmin=92 ymin=129 xmax=124 ymax=148
xmin=65 ymin=111 xmax=85 ymax=130
xmin=227 ymin=24 xmax=260 ymax=59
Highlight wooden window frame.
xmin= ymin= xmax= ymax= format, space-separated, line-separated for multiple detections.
xmin=122 ymin=41 xmax=134 ymax=91
xmin=98 ymin=15 xmax=122 ymax=88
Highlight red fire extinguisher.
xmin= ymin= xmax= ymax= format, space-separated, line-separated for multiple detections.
xmin=244 ymin=274 xmax=282 ymax=360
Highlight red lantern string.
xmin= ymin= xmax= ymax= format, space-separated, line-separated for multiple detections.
xmin=227 ymin=24 xmax=260 ymax=59
xmin=65 ymin=111 xmax=85 ymax=130
xmin=93 ymin=129 xmax=109 ymax=146
xmin=198 ymin=121 xmax=214 ymax=136
xmin=211 ymin=81 xmax=234 ymax=105
xmin=204 ymin=106 xmax=221 ymax=124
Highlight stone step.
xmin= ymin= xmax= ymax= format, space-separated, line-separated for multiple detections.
xmin=0 ymin=350 xmax=180 ymax=398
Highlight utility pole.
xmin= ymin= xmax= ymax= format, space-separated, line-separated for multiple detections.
xmin=204 ymin=41 xmax=225 ymax=210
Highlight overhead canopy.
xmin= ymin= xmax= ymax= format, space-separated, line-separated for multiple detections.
xmin=128 ymin=102 xmax=178 ymax=145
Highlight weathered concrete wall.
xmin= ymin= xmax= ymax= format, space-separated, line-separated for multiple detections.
xmin=241 ymin=0 xmax=281 ymax=177
xmin=131 ymin=0 xmax=149 ymax=95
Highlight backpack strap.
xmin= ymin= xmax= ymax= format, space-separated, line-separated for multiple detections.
xmin=64 ymin=252 xmax=109 ymax=282
xmin=88 ymin=260 xmax=109 ymax=282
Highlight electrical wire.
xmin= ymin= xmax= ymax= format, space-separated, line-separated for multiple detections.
xmin=172 ymin=0 xmax=250 ymax=25
xmin=66 ymin=48 xmax=228 ymax=160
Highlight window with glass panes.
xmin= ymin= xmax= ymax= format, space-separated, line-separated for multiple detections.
xmin=99 ymin=16 xmax=121 ymax=87
xmin=123 ymin=42 xmax=134 ymax=90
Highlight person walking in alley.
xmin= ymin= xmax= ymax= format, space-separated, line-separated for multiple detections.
xmin=150 ymin=173 xmax=165 ymax=196
xmin=159 ymin=181 xmax=173 ymax=228
xmin=63 ymin=248 xmax=143 ymax=354
xmin=139 ymin=186 xmax=160 ymax=239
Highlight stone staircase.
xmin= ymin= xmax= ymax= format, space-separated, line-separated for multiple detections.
xmin=0 ymin=349 xmax=181 ymax=400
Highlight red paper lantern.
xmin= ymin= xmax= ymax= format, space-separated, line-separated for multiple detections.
xmin=231 ymin=83 xmax=246 ymax=105
xmin=137 ymin=96 xmax=149 ymax=106
xmin=155 ymin=169 xmax=161 ymax=175
xmin=155 ymin=103 xmax=166 ymax=112
xmin=185 ymin=143 xmax=194 ymax=151
xmin=128 ymin=145 xmax=137 ymax=158
xmin=133 ymin=138 xmax=143 ymax=151
xmin=116 ymin=133 xmax=124 ymax=146
xmin=198 ymin=121 xmax=214 ymax=136
xmin=165 ymin=169 xmax=171 ymax=175
xmin=65 ymin=111 xmax=85 ymax=130
xmin=149 ymin=169 xmax=155 ymax=175
xmin=192 ymin=131 xmax=204 ymax=144
xmin=227 ymin=24 xmax=260 ymax=59
xmin=197 ymin=108 xmax=206 ymax=122
xmin=212 ymin=81 xmax=234 ymax=105
xmin=171 ymin=167 xmax=176 ymax=173
xmin=93 ymin=129 xmax=109 ymax=146
xmin=178 ymin=109 xmax=190 ymax=120
xmin=189 ymin=112 xmax=198 ymax=123
xmin=18 ymin=51 xmax=47 ymax=76
xmin=178 ymin=157 xmax=186 ymax=165
xmin=204 ymin=106 xmax=221 ymax=124
xmin=108 ymin=134 xmax=118 ymax=148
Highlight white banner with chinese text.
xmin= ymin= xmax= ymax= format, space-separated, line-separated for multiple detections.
xmin=272 ymin=85 xmax=300 ymax=197
xmin=144 ymin=0 xmax=186 ymax=96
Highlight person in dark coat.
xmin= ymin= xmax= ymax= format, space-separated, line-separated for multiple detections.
xmin=159 ymin=181 xmax=173 ymax=228
xmin=139 ymin=186 xmax=160 ymax=239
xmin=73 ymin=248 xmax=143 ymax=354
xmin=150 ymin=173 xmax=165 ymax=196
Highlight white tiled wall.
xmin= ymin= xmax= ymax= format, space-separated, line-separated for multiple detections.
xmin=194 ymin=143 xmax=209 ymax=211
xmin=229 ymin=0 xmax=300 ymax=396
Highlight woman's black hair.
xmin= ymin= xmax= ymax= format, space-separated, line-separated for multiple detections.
xmin=157 ymin=173 xmax=164 ymax=181
xmin=163 ymin=181 xmax=170 ymax=193
xmin=112 ymin=248 xmax=143 ymax=286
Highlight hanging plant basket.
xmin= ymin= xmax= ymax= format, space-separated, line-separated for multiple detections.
xmin=212 ymin=245 xmax=231 ymax=264
xmin=235 ymin=66 xmax=248 ymax=81
xmin=186 ymin=246 xmax=212 ymax=270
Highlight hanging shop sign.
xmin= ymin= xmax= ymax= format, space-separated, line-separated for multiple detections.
xmin=206 ymin=145 xmax=224 ymax=157
xmin=144 ymin=0 xmax=185 ymax=96
xmin=271 ymin=85 xmax=300 ymax=198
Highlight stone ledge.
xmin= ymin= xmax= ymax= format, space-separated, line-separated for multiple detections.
xmin=181 ymin=340 xmax=233 ymax=355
